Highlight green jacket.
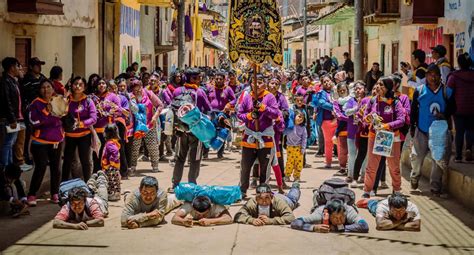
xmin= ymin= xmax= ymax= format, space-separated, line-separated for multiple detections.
xmin=234 ymin=196 xmax=295 ymax=225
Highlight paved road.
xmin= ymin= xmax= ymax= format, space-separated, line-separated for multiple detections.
xmin=2 ymin=148 xmax=474 ymax=255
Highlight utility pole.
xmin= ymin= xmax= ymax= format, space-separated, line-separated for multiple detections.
xmin=303 ymin=0 xmax=307 ymax=69
xmin=177 ymin=0 xmax=185 ymax=69
xmin=354 ymin=0 xmax=364 ymax=80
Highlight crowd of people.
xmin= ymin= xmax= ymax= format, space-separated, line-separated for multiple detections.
xmin=0 ymin=45 xmax=472 ymax=232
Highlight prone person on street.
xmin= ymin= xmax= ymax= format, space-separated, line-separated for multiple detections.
xmin=234 ymin=184 xmax=296 ymax=226
xmin=53 ymin=183 xmax=107 ymax=230
xmin=121 ymin=176 xmax=181 ymax=229
xmin=291 ymin=199 xmax=369 ymax=233
xmin=357 ymin=193 xmax=420 ymax=231
xmin=171 ymin=195 xmax=233 ymax=227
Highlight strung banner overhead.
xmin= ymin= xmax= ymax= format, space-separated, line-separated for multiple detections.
xmin=228 ymin=0 xmax=283 ymax=66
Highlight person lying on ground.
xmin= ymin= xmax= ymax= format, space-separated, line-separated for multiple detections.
xmin=356 ymin=193 xmax=420 ymax=231
xmin=121 ymin=176 xmax=181 ymax=229
xmin=171 ymin=195 xmax=232 ymax=227
xmin=234 ymin=183 xmax=295 ymax=226
xmin=291 ymin=199 xmax=369 ymax=233
xmin=53 ymin=187 xmax=105 ymax=230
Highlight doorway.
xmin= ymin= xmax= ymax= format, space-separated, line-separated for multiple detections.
xmin=15 ymin=38 xmax=32 ymax=68
xmin=392 ymin=42 xmax=399 ymax=73
xmin=72 ymin=36 xmax=86 ymax=77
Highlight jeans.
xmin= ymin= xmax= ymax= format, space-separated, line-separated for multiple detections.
xmin=353 ymin=136 xmax=368 ymax=180
xmin=454 ymin=115 xmax=474 ymax=159
xmin=410 ymin=128 xmax=451 ymax=192
xmin=1 ymin=131 xmax=18 ymax=168
xmin=347 ymin=138 xmax=357 ymax=178
xmin=277 ymin=186 xmax=301 ymax=210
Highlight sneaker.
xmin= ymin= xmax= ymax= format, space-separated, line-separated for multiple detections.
xmin=361 ymin=192 xmax=370 ymax=199
xmin=97 ymin=171 xmax=108 ymax=182
xmin=159 ymin=155 xmax=167 ymax=162
xmin=291 ymin=182 xmax=300 ymax=189
xmin=129 ymin=167 xmax=137 ymax=176
xmin=19 ymin=163 xmax=33 ymax=172
xmin=109 ymin=192 xmax=121 ymax=202
xmin=379 ymin=182 xmax=389 ymax=190
xmin=357 ymin=176 xmax=365 ymax=184
xmin=465 ymin=150 xmax=473 ymax=162
xmin=250 ymin=178 xmax=258 ymax=189
xmin=324 ymin=164 xmax=332 ymax=169
xmin=293 ymin=177 xmax=300 ymax=183
xmin=152 ymin=167 xmax=162 ymax=173
xmin=283 ymin=176 xmax=291 ymax=182
xmin=90 ymin=173 xmax=98 ymax=181
xmin=410 ymin=179 xmax=419 ymax=190
xmin=370 ymin=191 xmax=376 ymax=197
xmin=27 ymin=196 xmax=37 ymax=207
xmin=138 ymin=155 xmax=149 ymax=162
xmin=334 ymin=169 xmax=347 ymax=176
xmin=303 ymin=164 xmax=312 ymax=168
xmin=345 ymin=176 xmax=353 ymax=183
xmin=350 ymin=182 xmax=360 ymax=188
xmin=51 ymin=194 xmax=59 ymax=204
xmin=97 ymin=176 xmax=108 ymax=186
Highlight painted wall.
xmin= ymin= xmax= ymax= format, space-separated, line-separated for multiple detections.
xmin=140 ymin=6 xmax=156 ymax=70
xmin=441 ymin=0 xmax=474 ymax=60
xmin=0 ymin=0 xmax=99 ymax=77
xmin=120 ymin=1 xmax=141 ymax=73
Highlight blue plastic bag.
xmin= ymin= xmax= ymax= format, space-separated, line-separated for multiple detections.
xmin=174 ymin=183 xmax=242 ymax=205
xmin=210 ymin=128 xmax=229 ymax=151
xmin=178 ymin=107 xmax=216 ymax=148
xmin=133 ymin=104 xmax=149 ymax=138
xmin=284 ymin=109 xmax=295 ymax=133
xmin=429 ymin=120 xmax=448 ymax=161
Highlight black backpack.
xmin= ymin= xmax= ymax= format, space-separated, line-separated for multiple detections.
xmin=311 ymin=178 xmax=356 ymax=213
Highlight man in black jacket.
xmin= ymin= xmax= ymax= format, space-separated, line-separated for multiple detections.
xmin=0 ymin=57 xmax=22 ymax=168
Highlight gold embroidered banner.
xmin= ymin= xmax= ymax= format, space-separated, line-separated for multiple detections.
xmin=228 ymin=0 xmax=283 ymax=66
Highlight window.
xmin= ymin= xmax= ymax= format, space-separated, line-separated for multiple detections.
xmin=145 ymin=6 xmax=149 ymax=15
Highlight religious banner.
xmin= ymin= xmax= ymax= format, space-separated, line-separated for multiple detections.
xmin=228 ymin=0 xmax=283 ymax=66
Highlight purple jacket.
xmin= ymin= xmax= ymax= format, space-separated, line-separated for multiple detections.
xmin=173 ymin=83 xmax=211 ymax=114
xmin=93 ymin=92 xmax=122 ymax=133
xmin=67 ymin=95 xmax=97 ymax=137
xmin=101 ymin=139 xmax=120 ymax=169
xmin=365 ymin=96 xmax=406 ymax=136
xmin=29 ymin=97 xmax=64 ymax=144
xmin=334 ymin=97 xmax=360 ymax=139
xmin=160 ymin=88 xmax=173 ymax=106
xmin=285 ymin=124 xmax=307 ymax=150
xmin=237 ymin=91 xmax=279 ymax=148
xmin=208 ymin=85 xmax=235 ymax=111
xmin=275 ymin=91 xmax=289 ymax=111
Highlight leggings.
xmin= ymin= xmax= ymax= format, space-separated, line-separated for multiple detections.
xmin=130 ymin=126 xmax=160 ymax=169
xmin=353 ymin=136 xmax=368 ymax=180
xmin=285 ymin=146 xmax=304 ymax=178
xmin=29 ymin=143 xmax=62 ymax=196
xmin=62 ymin=134 xmax=92 ymax=182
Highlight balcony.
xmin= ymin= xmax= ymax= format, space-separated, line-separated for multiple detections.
xmin=363 ymin=0 xmax=400 ymax=26
xmin=400 ymin=0 xmax=444 ymax=25
xmin=7 ymin=0 xmax=64 ymax=15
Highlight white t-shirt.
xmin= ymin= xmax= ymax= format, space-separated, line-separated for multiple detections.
xmin=179 ymin=202 xmax=227 ymax=220
xmin=376 ymin=199 xmax=421 ymax=221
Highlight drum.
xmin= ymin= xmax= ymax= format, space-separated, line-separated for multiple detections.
xmin=50 ymin=96 xmax=68 ymax=117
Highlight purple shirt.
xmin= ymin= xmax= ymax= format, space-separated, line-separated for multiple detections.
xmin=284 ymin=124 xmax=307 ymax=149
xmin=29 ymin=97 xmax=64 ymax=144
xmin=67 ymin=95 xmax=97 ymax=137
xmin=93 ymin=92 xmax=122 ymax=133
xmin=208 ymin=85 xmax=235 ymax=111
xmin=365 ymin=96 xmax=406 ymax=135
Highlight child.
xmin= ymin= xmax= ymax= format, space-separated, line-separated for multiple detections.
xmin=1 ymin=165 xmax=29 ymax=217
xmin=333 ymin=82 xmax=351 ymax=176
xmin=101 ymin=124 xmax=121 ymax=201
xmin=284 ymin=110 xmax=308 ymax=182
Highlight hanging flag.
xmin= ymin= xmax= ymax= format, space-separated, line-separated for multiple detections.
xmin=211 ymin=20 xmax=219 ymax=37
xmin=228 ymin=0 xmax=283 ymax=66
xmin=185 ymin=15 xmax=193 ymax=40
xmin=194 ymin=16 xmax=203 ymax=41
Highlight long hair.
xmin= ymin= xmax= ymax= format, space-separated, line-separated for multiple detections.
xmin=379 ymin=77 xmax=395 ymax=99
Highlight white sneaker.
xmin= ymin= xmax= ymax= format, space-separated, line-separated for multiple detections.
xmin=20 ymin=164 xmax=33 ymax=172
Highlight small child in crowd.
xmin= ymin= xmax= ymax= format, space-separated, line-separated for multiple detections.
xmin=101 ymin=124 xmax=121 ymax=201
xmin=284 ymin=110 xmax=308 ymax=182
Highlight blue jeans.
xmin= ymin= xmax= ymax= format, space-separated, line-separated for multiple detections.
xmin=1 ymin=130 xmax=18 ymax=168
xmin=278 ymin=186 xmax=301 ymax=210
xmin=347 ymin=138 xmax=357 ymax=178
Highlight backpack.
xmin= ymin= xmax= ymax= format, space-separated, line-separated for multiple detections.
xmin=311 ymin=178 xmax=355 ymax=213
xmin=58 ymin=178 xmax=92 ymax=206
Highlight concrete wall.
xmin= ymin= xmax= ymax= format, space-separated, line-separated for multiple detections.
xmin=0 ymin=0 xmax=99 ymax=77
xmin=119 ymin=1 xmax=141 ymax=73
xmin=140 ymin=5 xmax=156 ymax=70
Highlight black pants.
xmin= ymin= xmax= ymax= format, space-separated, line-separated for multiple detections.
xmin=353 ymin=137 xmax=368 ymax=180
xmin=240 ymin=147 xmax=272 ymax=194
xmin=454 ymin=115 xmax=474 ymax=159
xmin=172 ymin=133 xmax=202 ymax=187
xmin=125 ymin=136 xmax=134 ymax=169
xmin=62 ymin=135 xmax=92 ymax=182
xmin=373 ymin=157 xmax=386 ymax=192
xmin=116 ymin=122 xmax=128 ymax=177
xmin=318 ymin=125 xmax=325 ymax=154
xmin=29 ymin=143 xmax=62 ymax=196
xmin=92 ymin=133 xmax=106 ymax=173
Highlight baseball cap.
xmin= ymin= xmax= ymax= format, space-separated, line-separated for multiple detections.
xmin=29 ymin=57 xmax=45 ymax=66
xmin=430 ymin=45 xmax=447 ymax=57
